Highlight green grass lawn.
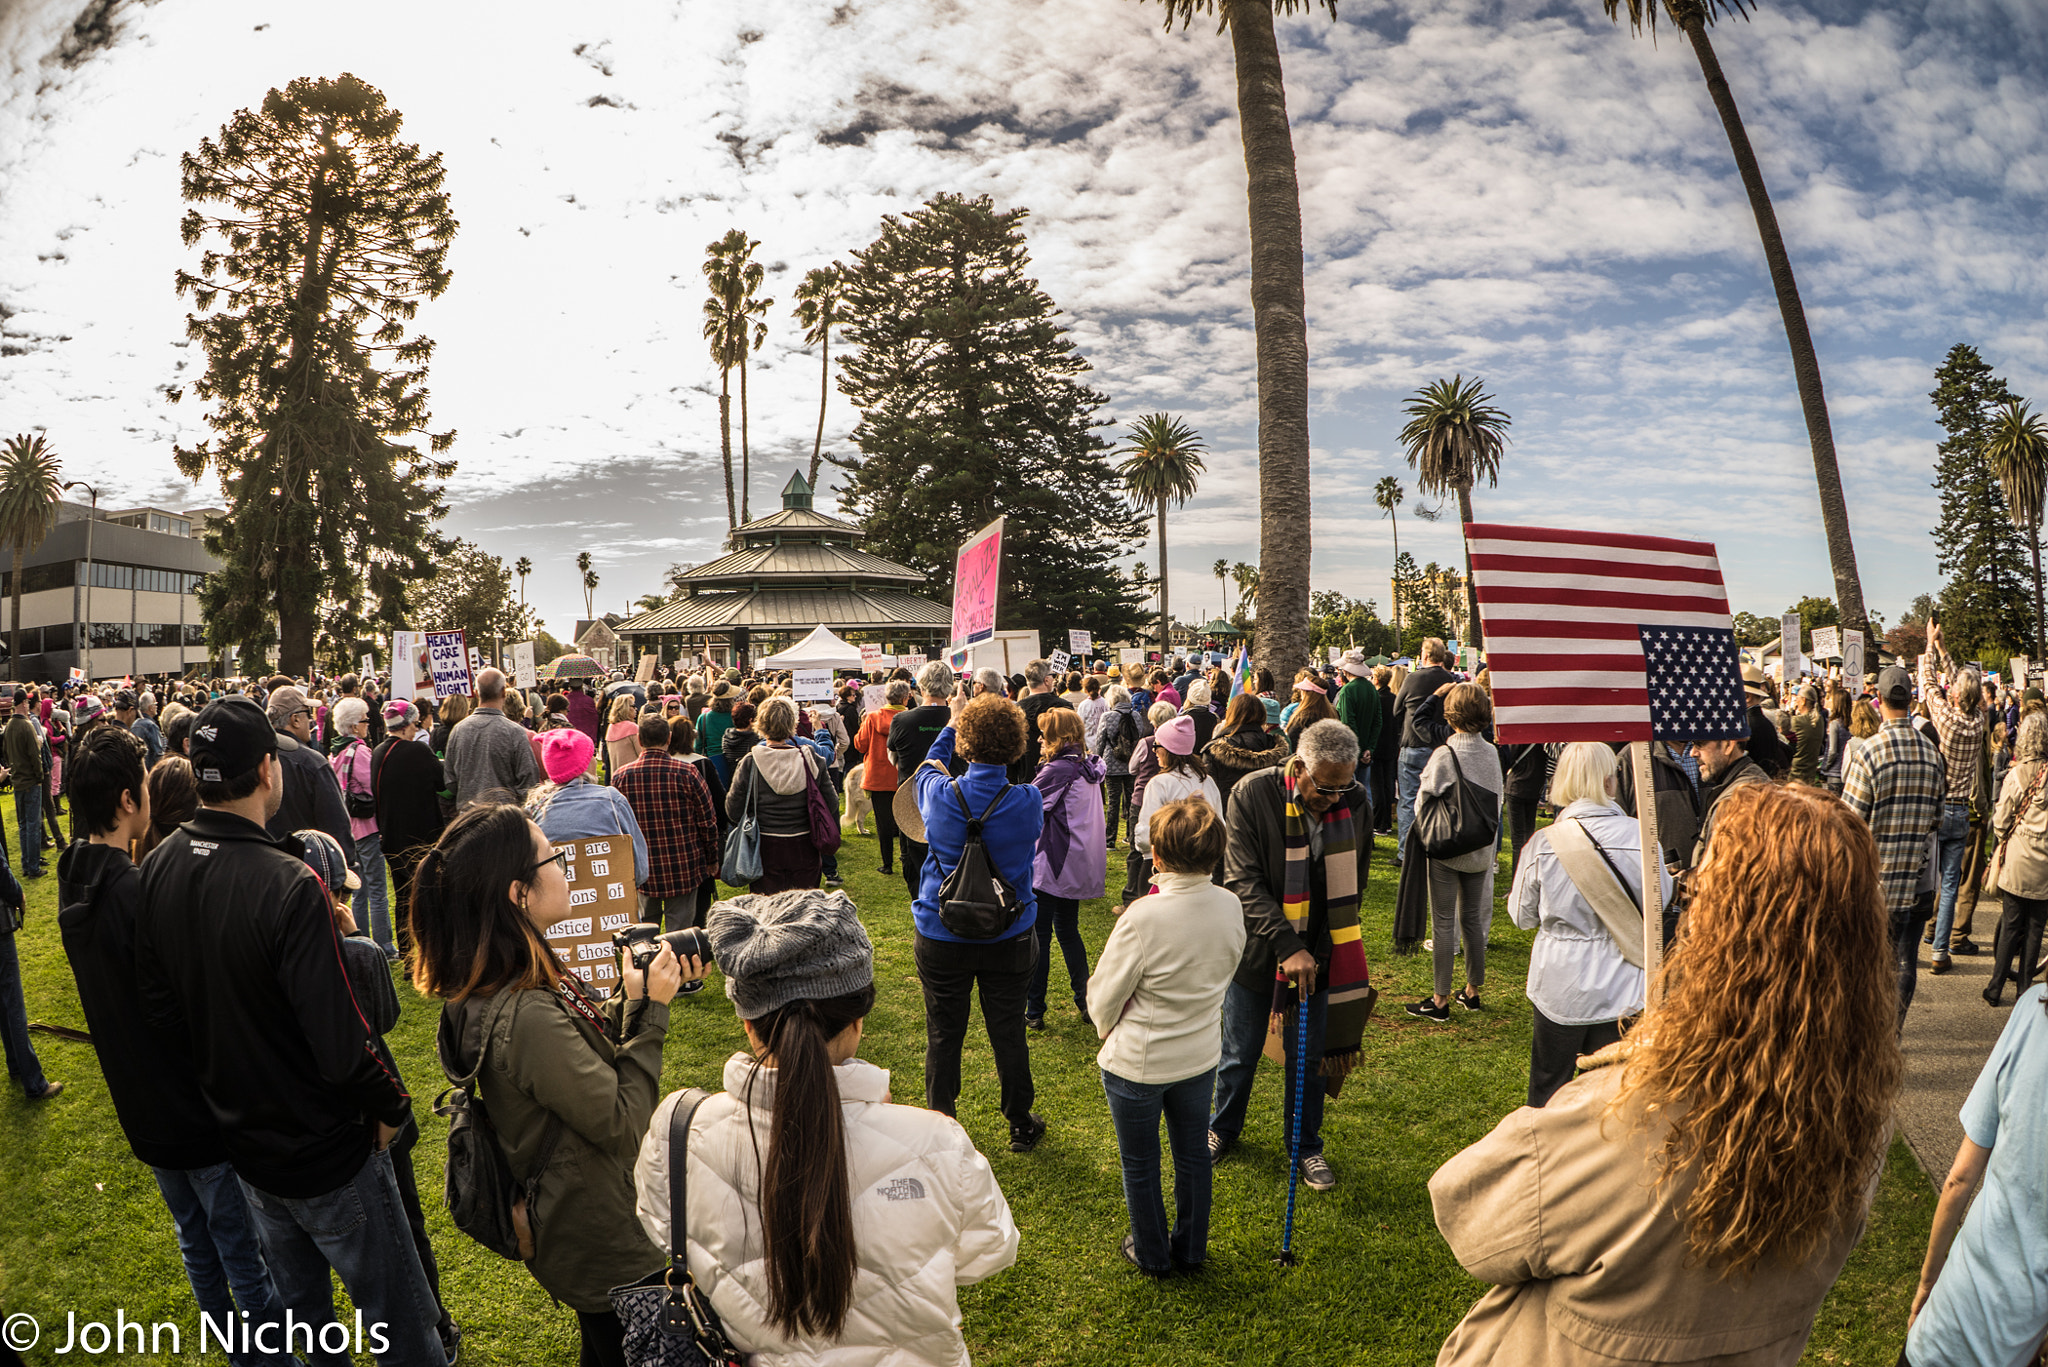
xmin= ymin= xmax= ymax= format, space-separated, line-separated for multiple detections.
xmin=0 ymin=795 xmax=1932 ymax=1364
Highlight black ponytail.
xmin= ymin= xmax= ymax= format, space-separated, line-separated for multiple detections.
xmin=751 ymin=985 xmax=876 ymax=1339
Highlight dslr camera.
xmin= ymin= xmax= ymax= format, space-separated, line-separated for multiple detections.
xmin=610 ymin=923 xmax=712 ymax=995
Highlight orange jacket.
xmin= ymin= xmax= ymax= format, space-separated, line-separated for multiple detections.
xmin=855 ymin=707 xmax=904 ymax=791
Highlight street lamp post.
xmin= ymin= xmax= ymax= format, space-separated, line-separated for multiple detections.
xmin=62 ymin=481 xmax=97 ymax=684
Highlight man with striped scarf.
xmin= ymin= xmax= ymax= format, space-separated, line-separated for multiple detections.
xmin=1209 ymin=719 xmax=1376 ymax=1192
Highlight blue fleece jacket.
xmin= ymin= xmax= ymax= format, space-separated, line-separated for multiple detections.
xmin=912 ymin=726 xmax=1043 ymax=943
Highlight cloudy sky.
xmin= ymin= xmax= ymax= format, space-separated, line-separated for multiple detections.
xmin=2 ymin=0 xmax=2043 ymax=641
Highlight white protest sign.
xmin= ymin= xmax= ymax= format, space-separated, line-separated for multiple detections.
xmin=358 ymin=653 xmax=374 ymax=680
xmin=512 ymin=640 xmax=537 ymax=690
xmin=1811 ymin=625 xmax=1840 ymax=662
xmin=900 ymin=653 xmax=928 ymax=671
xmin=2011 ymin=655 xmax=2029 ymax=691
xmin=1780 ymin=613 xmax=1803 ymax=680
xmin=793 ymin=668 xmax=833 ymax=702
xmin=392 ymin=631 xmax=433 ymax=698
xmin=1119 ymin=647 xmax=1145 ymax=666
xmin=877 ymin=655 xmax=898 ymax=669
xmin=861 ymin=683 xmax=889 ymax=715
xmin=1329 ymin=646 xmax=1342 ymax=665
xmin=425 ymin=629 xmax=474 ymax=698
xmin=1069 ymin=629 xmax=1091 ymax=655
xmin=859 ymin=643 xmax=883 ymax=671
xmin=1048 ymin=649 xmax=1070 ymax=675
xmin=1843 ymin=629 xmax=1865 ymax=693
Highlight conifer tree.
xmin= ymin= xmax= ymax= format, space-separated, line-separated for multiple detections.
xmin=1930 ymin=345 xmax=2030 ymax=655
xmin=833 ymin=194 xmax=1148 ymax=640
xmin=171 ymin=74 xmax=456 ymax=675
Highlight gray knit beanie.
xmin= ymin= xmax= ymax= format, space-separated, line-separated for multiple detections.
xmin=707 ymin=889 xmax=874 ymax=1020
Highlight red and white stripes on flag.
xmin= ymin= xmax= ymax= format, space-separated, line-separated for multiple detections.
xmin=1467 ymin=523 xmax=1744 ymax=744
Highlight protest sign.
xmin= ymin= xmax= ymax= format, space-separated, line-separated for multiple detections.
xmin=877 ymin=655 xmax=898 ymax=669
xmin=1069 ymin=629 xmax=1091 ymax=655
xmin=1810 ymin=626 xmax=1840 ymax=662
xmin=512 ymin=641 xmax=537 ymax=689
xmin=2013 ymin=655 xmax=2030 ymax=691
xmin=1118 ymin=647 xmax=1145 ymax=666
xmin=950 ymin=517 xmax=1004 ymax=646
xmin=1048 ymin=649 xmax=1070 ymax=675
xmin=1329 ymin=647 xmax=1341 ymax=665
xmin=539 ymin=834 xmax=636 ymax=1001
xmin=1780 ymin=613 xmax=1803 ymax=680
xmin=635 ymin=652 xmax=656 ymax=685
xmin=1843 ymin=630 xmax=1865 ymax=693
xmin=900 ymin=653 xmax=928 ymax=672
xmin=425 ymin=630 xmax=474 ymax=699
xmin=392 ymin=631 xmax=433 ymax=698
xmin=793 ymin=668 xmax=833 ymax=702
xmin=948 ymin=646 xmax=969 ymax=670
xmin=468 ymin=646 xmax=483 ymax=679
xmin=860 ymin=643 xmax=883 ymax=670
xmin=861 ymin=683 xmax=888 ymax=715
xmin=358 ymin=653 xmax=374 ymax=680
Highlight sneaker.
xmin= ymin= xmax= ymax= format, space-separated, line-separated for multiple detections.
xmin=824 ymin=874 xmax=844 ymax=888
xmin=1299 ymin=1154 xmax=1336 ymax=1191
xmin=1455 ymin=989 xmax=1483 ymax=1011
xmin=1405 ymin=997 xmax=1450 ymax=1022
xmin=1009 ymin=1113 xmax=1047 ymax=1152
xmin=1950 ymin=939 xmax=1981 ymax=956
xmin=1207 ymin=1130 xmax=1232 ymax=1162
xmin=1121 ymin=1233 xmax=1172 ymax=1277
xmin=27 ymin=1081 xmax=62 ymax=1102
xmin=878 ymin=865 xmax=894 ymax=876
xmin=439 ymin=1322 xmax=463 ymax=1367
xmin=1929 ymin=957 xmax=1953 ymax=976
xmin=1025 ymin=1013 xmax=1045 ymax=1031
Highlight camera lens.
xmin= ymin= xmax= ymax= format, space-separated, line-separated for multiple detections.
xmin=660 ymin=926 xmax=712 ymax=965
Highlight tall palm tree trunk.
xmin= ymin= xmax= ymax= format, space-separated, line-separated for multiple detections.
xmin=8 ymin=546 xmax=21 ymax=670
xmin=1456 ymin=484 xmax=1481 ymax=650
xmin=1388 ymin=510 xmax=1402 ymax=645
xmin=809 ymin=330 xmax=830 ymax=492
xmin=718 ymin=375 xmax=736 ymax=531
xmin=1682 ymin=14 xmax=1866 ymax=636
xmin=1227 ymin=0 xmax=1311 ymax=676
xmin=739 ymin=358 xmax=752 ymax=524
xmin=2030 ymin=523 xmax=2045 ymax=662
xmin=1157 ymin=504 xmax=1170 ymax=659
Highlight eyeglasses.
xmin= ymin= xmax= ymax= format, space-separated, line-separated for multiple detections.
xmin=524 ymin=849 xmax=569 ymax=880
xmin=1311 ymin=782 xmax=1351 ymax=796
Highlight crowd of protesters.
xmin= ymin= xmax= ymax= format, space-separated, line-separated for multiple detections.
xmin=3 ymin=623 xmax=2044 ymax=1366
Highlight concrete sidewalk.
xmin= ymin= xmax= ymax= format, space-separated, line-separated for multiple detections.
xmin=1897 ymin=942 xmax=2025 ymax=1181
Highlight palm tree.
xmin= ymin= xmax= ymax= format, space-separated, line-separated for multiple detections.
xmin=1374 ymin=475 xmax=1405 ymax=641
xmin=1399 ymin=376 xmax=1510 ymax=649
xmin=1146 ymin=0 xmax=1335 ymax=675
xmin=1212 ymin=558 xmax=1229 ymax=619
xmin=793 ymin=261 xmax=845 ymax=493
xmin=1116 ymin=414 xmax=1208 ymax=659
xmin=514 ymin=555 xmax=532 ymax=632
xmin=576 ymin=550 xmax=599 ymax=622
xmin=703 ymin=230 xmax=772 ymax=528
xmin=0 ymin=434 xmax=63 ymax=672
xmin=1989 ymin=398 xmax=2048 ymax=661
xmin=1601 ymin=0 xmax=1867 ymax=636
xmin=1230 ymin=562 xmax=1261 ymax=636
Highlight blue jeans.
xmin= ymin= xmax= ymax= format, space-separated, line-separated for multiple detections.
xmin=16 ymin=780 xmax=43 ymax=875
xmin=1210 ymin=978 xmax=1328 ymax=1158
xmin=1396 ymin=747 xmax=1431 ymax=858
xmin=237 ymin=1148 xmax=443 ymax=1367
xmin=1028 ymin=892 xmax=1089 ymax=1018
xmin=355 ymin=832 xmax=392 ymax=955
xmin=153 ymin=1163 xmax=297 ymax=1367
xmin=1103 ymin=1067 xmax=1215 ymax=1272
xmin=0 ymin=922 xmax=48 ymax=1096
xmin=1932 ymin=801 xmax=1971 ymax=960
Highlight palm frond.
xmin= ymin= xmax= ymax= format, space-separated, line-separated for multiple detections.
xmin=1143 ymin=0 xmax=1337 ymax=34
xmin=1989 ymin=398 xmax=2048 ymax=532
xmin=1600 ymin=0 xmax=1753 ymax=40
xmin=0 ymin=433 xmax=65 ymax=552
xmin=1115 ymin=413 xmax=1207 ymax=510
xmin=1397 ymin=375 xmax=1511 ymax=498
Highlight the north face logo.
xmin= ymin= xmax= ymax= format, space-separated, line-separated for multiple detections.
xmin=876 ymin=1178 xmax=926 ymax=1202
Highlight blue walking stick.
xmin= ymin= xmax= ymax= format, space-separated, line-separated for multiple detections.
xmin=1275 ymin=990 xmax=1309 ymax=1267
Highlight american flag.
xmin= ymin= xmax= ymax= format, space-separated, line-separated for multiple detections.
xmin=1466 ymin=523 xmax=1751 ymax=745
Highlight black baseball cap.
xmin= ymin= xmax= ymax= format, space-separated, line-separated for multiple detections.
xmin=190 ymin=696 xmax=296 ymax=785
xmin=1876 ymin=665 xmax=1914 ymax=707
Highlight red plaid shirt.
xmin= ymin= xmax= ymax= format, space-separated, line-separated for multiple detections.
xmin=614 ymin=750 xmax=720 ymax=897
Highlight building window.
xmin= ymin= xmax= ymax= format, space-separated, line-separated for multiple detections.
xmin=89 ymin=563 xmax=136 ymax=590
xmin=137 ymin=623 xmax=180 ymax=648
xmin=91 ymin=621 xmax=131 ymax=649
xmin=42 ymin=622 xmax=72 ymax=653
xmin=182 ymin=622 xmax=206 ymax=647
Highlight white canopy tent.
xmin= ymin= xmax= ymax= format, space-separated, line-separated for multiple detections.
xmin=759 ymin=624 xmax=866 ymax=670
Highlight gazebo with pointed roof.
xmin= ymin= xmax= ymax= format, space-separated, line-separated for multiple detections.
xmin=614 ymin=471 xmax=950 ymax=668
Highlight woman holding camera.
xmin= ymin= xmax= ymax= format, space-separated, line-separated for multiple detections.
xmin=411 ymin=803 xmax=705 ymax=1367
xmin=634 ymin=890 xmax=1018 ymax=1363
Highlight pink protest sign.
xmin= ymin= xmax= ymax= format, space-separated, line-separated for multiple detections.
xmin=950 ymin=517 xmax=1004 ymax=646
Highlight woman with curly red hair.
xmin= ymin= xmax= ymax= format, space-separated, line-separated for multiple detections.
xmin=1430 ymin=782 xmax=1901 ymax=1365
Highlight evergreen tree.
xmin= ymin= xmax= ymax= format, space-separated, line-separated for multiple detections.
xmin=1930 ymin=345 xmax=2029 ymax=655
xmin=1391 ymin=550 xmax=1451 ymax=656
xmin=409 ymin=539 xmax=522 ymax=650
xmin=171 ymin=74 xmax=455 ymax=675
xmin=832 ymin=194 xmax=1147 ymax=640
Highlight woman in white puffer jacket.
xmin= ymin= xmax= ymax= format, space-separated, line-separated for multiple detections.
xmin=635 ymin=889 xmax=1018 ymax=1366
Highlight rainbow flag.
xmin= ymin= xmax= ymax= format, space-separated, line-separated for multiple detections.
xmin=1234 ymin=643 xmax=1254 ymax=696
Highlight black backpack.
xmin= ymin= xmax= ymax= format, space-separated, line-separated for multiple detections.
xmin=1108 ymin=709 xmax=1138 ymax=764
xmin=434 ymin=995 xmax=565 ymax=1261
xmin=936 ymin=775 xmax=1028 ymax=939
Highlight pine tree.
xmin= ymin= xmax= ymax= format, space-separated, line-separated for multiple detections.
xmin=171 ymin=74 xmax=456 ymax=675
xmin=1930 ymin=345 xmax=2030 ymax=655
xmin=832 ymin=194 xmax=1148 ymax=640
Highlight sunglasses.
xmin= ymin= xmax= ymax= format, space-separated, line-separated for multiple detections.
xmin=1310 ymin=782 xmax=1351 ymax=796
xmin=524 ymin=849 xmax=569 ymax=880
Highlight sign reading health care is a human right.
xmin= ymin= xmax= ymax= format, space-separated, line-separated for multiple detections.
xmin=950 ymin=517 xmax=1004 ymax=647
xmin=425 ymin=629 xmax=474 ymax=699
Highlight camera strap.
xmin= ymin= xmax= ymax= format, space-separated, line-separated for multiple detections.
xmin=554 ymin=975 xmax=616 ymax=1043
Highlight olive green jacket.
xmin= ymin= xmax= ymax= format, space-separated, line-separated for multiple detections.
xmin=450 ymin=984 xmax=670 ymax=1311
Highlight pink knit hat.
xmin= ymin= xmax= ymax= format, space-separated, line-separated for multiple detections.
xmin=1155 ymin=714 xmax=1197 ymax=755
xmin=542 ymin=728 xmax=596 ymax=784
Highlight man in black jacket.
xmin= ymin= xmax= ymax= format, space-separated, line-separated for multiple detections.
xmin=59 ymin=725 xmax=295 ymax=1362
xmin=1393 ymin=638 xmax=1458 ymax=858
xmin=371 ymin=699 xmax=447 ymax=957
xmin=137 ymin=698 xmax=442 ymax=1367
xmin=261 ymin=683 xmax=360 ymax=880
